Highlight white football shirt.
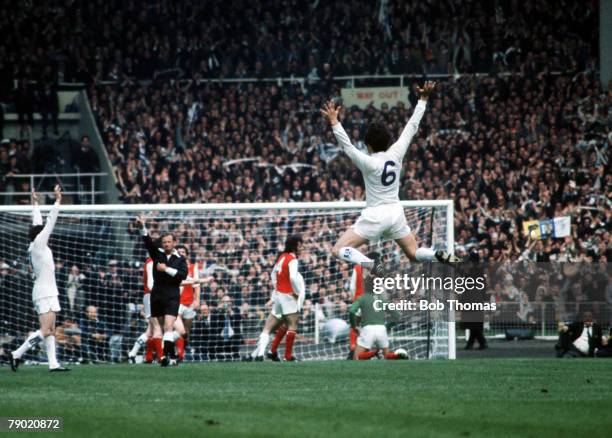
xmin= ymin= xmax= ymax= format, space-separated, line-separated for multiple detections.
xmin=332 ymin=100 xmax=427 ymax=207
xmin=28 ymin=202 xmax=60 ymax=301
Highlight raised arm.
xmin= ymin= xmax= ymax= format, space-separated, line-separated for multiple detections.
xmin=387 ymin=81 xmax=435 ymax=162
xmin=135 ymin=215 xmax=158 ymax=260
xmin=34 ymin=185 xmax=61 ymax=247
xmin=31 ymin=191 xmax=43 ymax=225
xmin=321 ymin=100 xmax=378 ymax=173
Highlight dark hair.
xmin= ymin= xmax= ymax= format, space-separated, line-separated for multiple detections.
xmin=160 ymin=233 xmax=175 ymax=241
xmin=282 ymin=235 xmax=303 ymax=256
xmin=29 ymin=225 xmax=44 ymax=242
xmin=364 ymin=123 xmax=391 ymax=153
xmin=177 ymin=245 xmax=189 ymax=256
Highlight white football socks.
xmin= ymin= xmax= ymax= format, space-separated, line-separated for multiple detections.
xmin=45 ymin=335 xmax=59 ymax=369
xmin=129 ymin=333 xmax=148 ymax=357
xmin=415 ymin=248 xmax=436 ymax=262
xmin=253 ymin=332 xmax=270 ymax=358
xmin=12 ymin=330 xmax=44 ymax=359
xmin=337 ymin=247 xmax=373 ymax=266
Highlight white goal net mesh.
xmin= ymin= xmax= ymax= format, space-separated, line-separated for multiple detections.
xmin=0 ymin=202 xmax=453 ymax=364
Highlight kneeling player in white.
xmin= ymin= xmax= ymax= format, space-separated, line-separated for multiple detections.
xmin=349 ymin=277 xmax=407 ymax=360
xmin=251 ymin=235 xmax=305 ymax=361
xmin=11 ymin=186 xmax=70 ymax=372
xmin=320 ymin=82 xmax=460 ymax=273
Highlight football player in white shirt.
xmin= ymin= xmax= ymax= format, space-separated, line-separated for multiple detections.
xmin=320 ymin=82 xmax=460 ymax=273
xmin=10 ymin=185 xmax=70 ymax=372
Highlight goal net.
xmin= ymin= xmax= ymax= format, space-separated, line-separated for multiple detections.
xmin=0 ymin=201 xmax=455 ymax=364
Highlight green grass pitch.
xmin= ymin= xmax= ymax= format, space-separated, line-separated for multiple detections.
xmin=2 ymin=359 xmax=611 ymax=437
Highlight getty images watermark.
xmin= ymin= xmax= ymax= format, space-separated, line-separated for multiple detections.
xmin=370 ymin=272 xmax=496 ymax=313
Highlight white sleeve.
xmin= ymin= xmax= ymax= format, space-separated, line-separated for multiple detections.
xmin=350 ymin=268 xmax=357 ymax=299
xmin=288 ymin=259 xmax=303 ymax=296
xmin=34 ymin=201 xmax=59 ymax=247
xmin=332 ymin=123 xmax=378 ymax=173
xmin=146 ymin=261 xmax=154 ymax=290
xmin=387 ymin=100 xmax=427 ymax=162
xmin=32 ymin=202 xmax=43 ymax=225
xmin=164 ymin=267 xmax=178 ymax=277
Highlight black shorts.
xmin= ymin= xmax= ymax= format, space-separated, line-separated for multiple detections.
xmin=150 ymin=294 xmax=180 ymax=318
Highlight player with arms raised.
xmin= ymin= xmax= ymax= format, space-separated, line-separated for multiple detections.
xmin=135 ymin=215 xmax=188 ymax=367
xmin=10 ymin=186 xmax=70 ymax=372
xmin=320 ymin=82 xmax=460 ymax=272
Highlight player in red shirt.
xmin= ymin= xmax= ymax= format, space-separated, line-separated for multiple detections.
xmin=347 ymin=264 xmax=364 ymax=360
xmin=250 ymin=235 xmax=305 ymax=361
xmin=174 ymin=245 xmax=205 ymax=361
xmin=128 ymin=257 xmax=164 ymax=363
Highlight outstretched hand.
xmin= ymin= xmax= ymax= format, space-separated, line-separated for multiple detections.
xmin=416 ymin=81 xmax=436 ymax=100
xmin=32 ymin=190 xmax=39 ymax=204
xmin=54 ymin=185 xmax=62 ymax=203
xmin=135 ymin=214 xmax=146 ymax=229
xmin=320 ymin=100 xmax=342 ymax=125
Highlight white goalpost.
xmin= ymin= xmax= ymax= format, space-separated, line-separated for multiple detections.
xmin=0 ymin=200 xmax=456 ymax=363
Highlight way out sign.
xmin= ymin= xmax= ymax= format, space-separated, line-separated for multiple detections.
xmin=341 ymin=87 xmax=409 ymax=110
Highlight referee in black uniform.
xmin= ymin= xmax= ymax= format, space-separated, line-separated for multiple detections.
xmin=136 ymin=215 xmax=188 ymax=366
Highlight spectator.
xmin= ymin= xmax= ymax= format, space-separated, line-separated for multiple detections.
xmin=556 ymin=311 xmax=603 ymax=358
xmin=210 ymin=295 xmax=243 ymax=361
xmin=14 ymin=79 xmax=34 ymax=138
xmin=191 ymin=303 xmax=213 ymax=360
xmin=64 ymin=265 xmax=86 ymax=317
xmin=72 ymin=135 xmax=100 ymax=174
xmin=80 ymin=305 xmax=110 ymax=362
xmin=38 ymin=82 xmax=59 ymax=137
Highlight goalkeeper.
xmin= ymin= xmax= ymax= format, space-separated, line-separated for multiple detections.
xmin=349 ymin=270 xmax=407 ymax=360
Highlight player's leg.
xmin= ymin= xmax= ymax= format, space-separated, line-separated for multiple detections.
xmin=395 ymin=232 xmax=461 ymax=265
xmin=11 ymin=327 xmax=44 ymax=371
xmin=161 ymin=313 xmax=178 ymax=366
xmin=39 ymin=310 xmax=59 ymax=369
xmin=283 ymin=313 xmax=299 ymax=361
xmin=129 ymin=295 xmax=152 ymax=362
xmin=332 ymin=229 xmax=372 ymax=266
xmin=268 ymin=323 xmax=288 ymax=361
xmin=354 ymin=326 xmax=378 ymax=360
xmin=173 ymin=315 xmax=187 ymax=361
xmin=181 ymin=315 xmax=194 ymax=360
xmin=251 ymin=313 xmax=281 ymax=359
xmin=150 ymin=317 xmax=163 ymax=362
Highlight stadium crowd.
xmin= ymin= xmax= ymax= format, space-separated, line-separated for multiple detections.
xmin=0 ymin=0 xmax=598 ymax=87
xmin=95 ymin=71 xmax=611 ymax=264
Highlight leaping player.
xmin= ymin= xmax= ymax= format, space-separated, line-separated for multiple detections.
xmin=10 ymin=186 xmax=70 ymax=372
xmin=250 ymin=235 xmax=305 ymax=362
xmin=320 ymin=81 xmax=460 ymax=273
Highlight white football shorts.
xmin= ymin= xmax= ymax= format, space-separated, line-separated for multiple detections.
xmin=178 ymin=304 xmax=197 ymax=320
xmin=352 ymin=202 xmax=411 ymax=241
xmin=357 ymin=324 xmax=389 ymax=350
xmin=143 ymin=294 xmax=151 ymax=319
xmin=34 ymin=296 xmax=61 ymax=315
xmin=272 ymin=291 xmax=299 ymax=317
